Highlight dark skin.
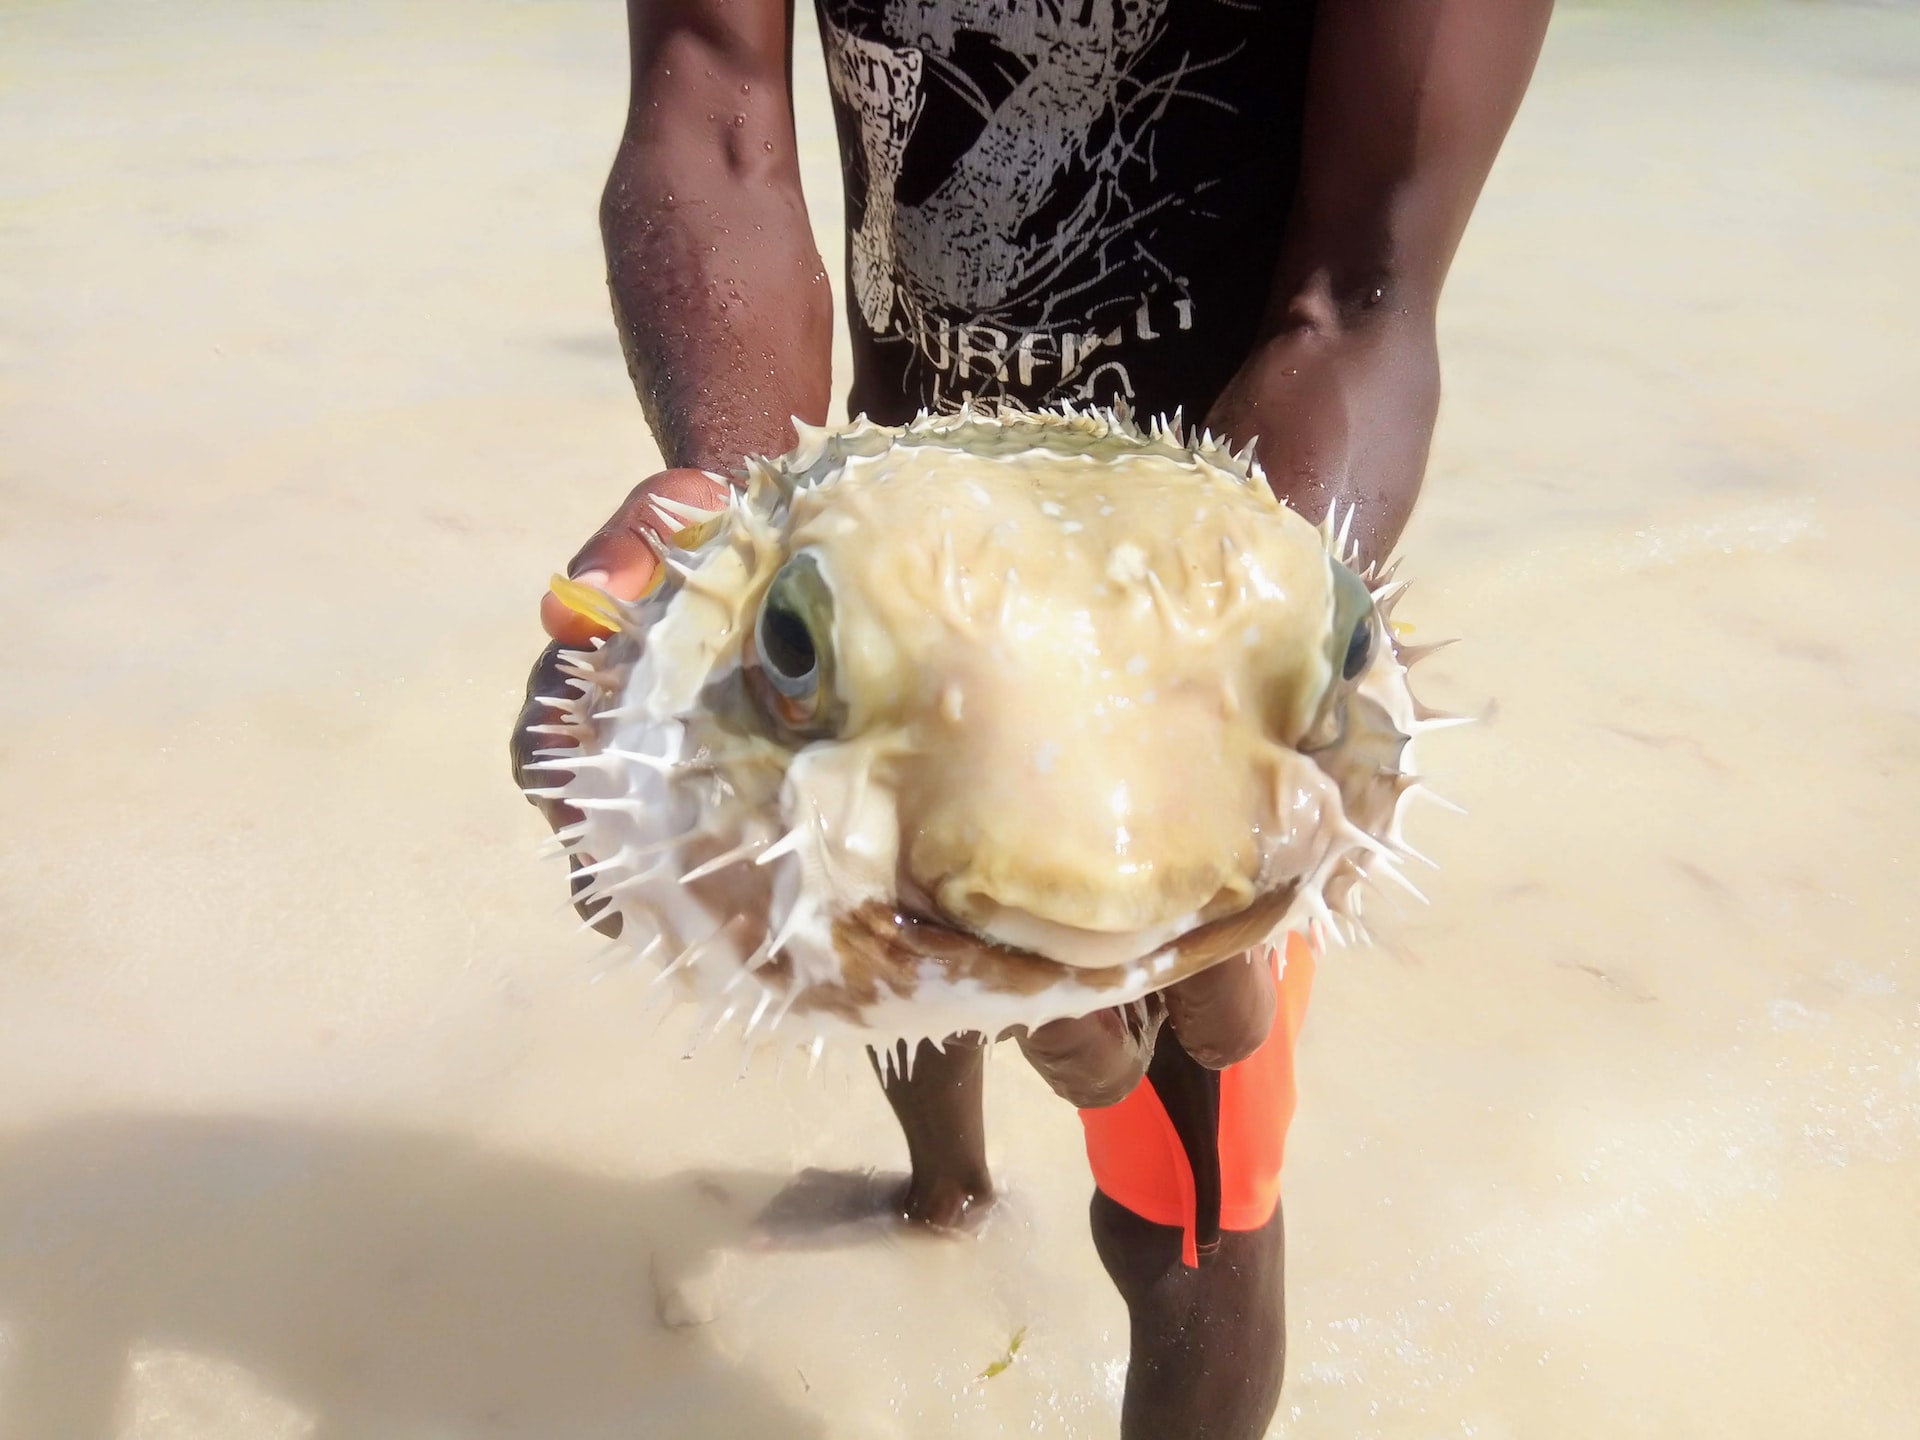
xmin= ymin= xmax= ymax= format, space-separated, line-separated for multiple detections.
xmin=515 ymin=2 xmax=1549 ymax=1433
xmin=1097 ymin=1192 xmax=1288 ymax=1439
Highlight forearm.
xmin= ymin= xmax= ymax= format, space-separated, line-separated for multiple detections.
xmin=1211 ymin=0 xmax=1551 ymax=565
xmin=603 ymin=0 xmax=833 ymax=473
xmin=1267 ymin=0 xmax=1552 ymax=339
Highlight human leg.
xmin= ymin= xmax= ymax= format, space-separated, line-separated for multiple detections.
xmin=1094 ymin=1191 xmax=1287 ymax=1440
xmin=1078 ymin=936 xmax=1315 ymax=1435
xmin=869 ymin=1034 xmax=994 ymax=1229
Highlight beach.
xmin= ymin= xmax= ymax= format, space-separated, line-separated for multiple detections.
xmin=2 ymin=1 xmax=1917 ymax=1434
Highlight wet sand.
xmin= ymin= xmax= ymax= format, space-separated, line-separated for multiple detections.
xmin=2 ymin=1 xmax=1917 ymax=1435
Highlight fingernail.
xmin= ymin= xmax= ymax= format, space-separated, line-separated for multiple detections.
xmin=569 ymin=568 xmax=611 ymax=588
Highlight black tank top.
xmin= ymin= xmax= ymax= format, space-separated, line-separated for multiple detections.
xmin=814 ymin=0 xmax=1316 ymax=426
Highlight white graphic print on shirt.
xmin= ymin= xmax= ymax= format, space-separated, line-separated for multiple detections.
xmin=822 ymin=0 xmax=1230 ymax=410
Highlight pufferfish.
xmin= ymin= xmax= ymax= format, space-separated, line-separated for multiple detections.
xmin=524 ymin=404 xmax=1454 ymax=1065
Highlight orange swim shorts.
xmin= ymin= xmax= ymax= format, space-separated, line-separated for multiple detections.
xmin=1078 ymin=930 xmax=1316 ymax=1267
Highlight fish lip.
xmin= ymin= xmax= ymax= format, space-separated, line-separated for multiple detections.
xmin=884 ymin=885 xmax=1204 ymax=972
xmin=890 ymin=866 xmax=1292 ymax=973
xmin=890 ymin=871 xmax=1150 ymax=971
xmin=888 ymin=877 xmax=1047 ymax=959
xmin=892 ymin=904 xmax=1040 ymax=956
xmin=866 ymin=884 xmax=1294 ymax=989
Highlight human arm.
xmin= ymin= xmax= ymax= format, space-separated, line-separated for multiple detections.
xmin=539 ymin=0 xmax=834 ymax=645
xmin=1023 ymin=1 xmax=1555 ymax=1105
xmin=518 ymin=0 xmax=830 ymax=871
xmin=1207 ymin=0 xmax=1553 ymax=568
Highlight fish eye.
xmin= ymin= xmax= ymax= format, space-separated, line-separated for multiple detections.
xmin=1328 ymin=558 xmax=1378 ymax=686
xmin=750 ymin=553 xmax=841 ymax=739
xmin=756 ymin=592 xmax=817 ymax=695
xmin=1342 ymin=613 xmax=1374 ymax=681
xmin=1300 ymin=559 xmax=1378 ymax=751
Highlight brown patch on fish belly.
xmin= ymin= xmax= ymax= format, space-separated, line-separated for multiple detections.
xmin=742 ymin=910 xmax=949 ymax=1026
xmin=1161 ymin=883 xmax=1300 ymax=972
xmin=825 ymin=904 xmax=1107 ymax=1007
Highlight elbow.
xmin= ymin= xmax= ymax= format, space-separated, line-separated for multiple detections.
xmin=1271 ymin=198 xmax=1454 ymax=343
xmin=625 ymin=19 xmax=796 ymax=177
xmin=600 ymin=36 xmax=800 ymax=248
xmin=1274 ymin=257 xmax=1440 ymax=346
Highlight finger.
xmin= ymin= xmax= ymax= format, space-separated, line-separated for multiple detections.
xmin=541 ymin=468 xmax=733 ymax=644
xmin=1162 ymin=949 xmax=1277 ymax=1070
xmin=1014 ymin=1001 xmax=1163 ymax=1109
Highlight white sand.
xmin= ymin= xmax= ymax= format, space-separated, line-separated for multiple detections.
xmin=2 ymin=1 xmax=1917 ymax=1435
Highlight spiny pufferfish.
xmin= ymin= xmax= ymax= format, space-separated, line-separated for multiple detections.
xmin=525 ymin=404 xmax=1453 ymax=1066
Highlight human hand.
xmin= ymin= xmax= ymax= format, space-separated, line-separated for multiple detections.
xmin=510 ymin=468 xmax=733 ymax=930
xmin=1013 ymin=952 xmax=1278 ymax=1108
xmin=1205 ymin=315 xmax=1439 ymax=571
xmin=535 ymin=467 xmax=734 ymax=647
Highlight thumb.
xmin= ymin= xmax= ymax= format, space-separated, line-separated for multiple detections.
xmin=540 ymin=468 xmax=732 ymax=645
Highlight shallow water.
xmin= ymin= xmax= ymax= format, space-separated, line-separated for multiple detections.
xmin=2 ymin=1 xmax=1916 ymax=1436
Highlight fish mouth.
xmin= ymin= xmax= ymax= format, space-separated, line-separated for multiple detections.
xmin=946 ymin=901 xmax=1200 ymax=972
xmin=867 ymin=879 xmax=1300 ymax=993
xmin=818 ymin=887 xmax=1299 ymax=1035
xmin=890 ymin=876 xmax=1151 ymax=970
xmin=902 ymin=866 xmax=1264 ymax=971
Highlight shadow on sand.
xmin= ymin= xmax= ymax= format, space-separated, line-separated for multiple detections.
xmin=0 ymin=1114 xmax=913 ymax=1439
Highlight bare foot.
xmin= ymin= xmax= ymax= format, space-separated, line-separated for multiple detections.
xmin=752 ymin=1167 xmax=995 ymax=1247
xmin=870 ymin=1034 xmax=997 ymax=1233
xmin=895 ymin=1170 xmax=995 ymax=1232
